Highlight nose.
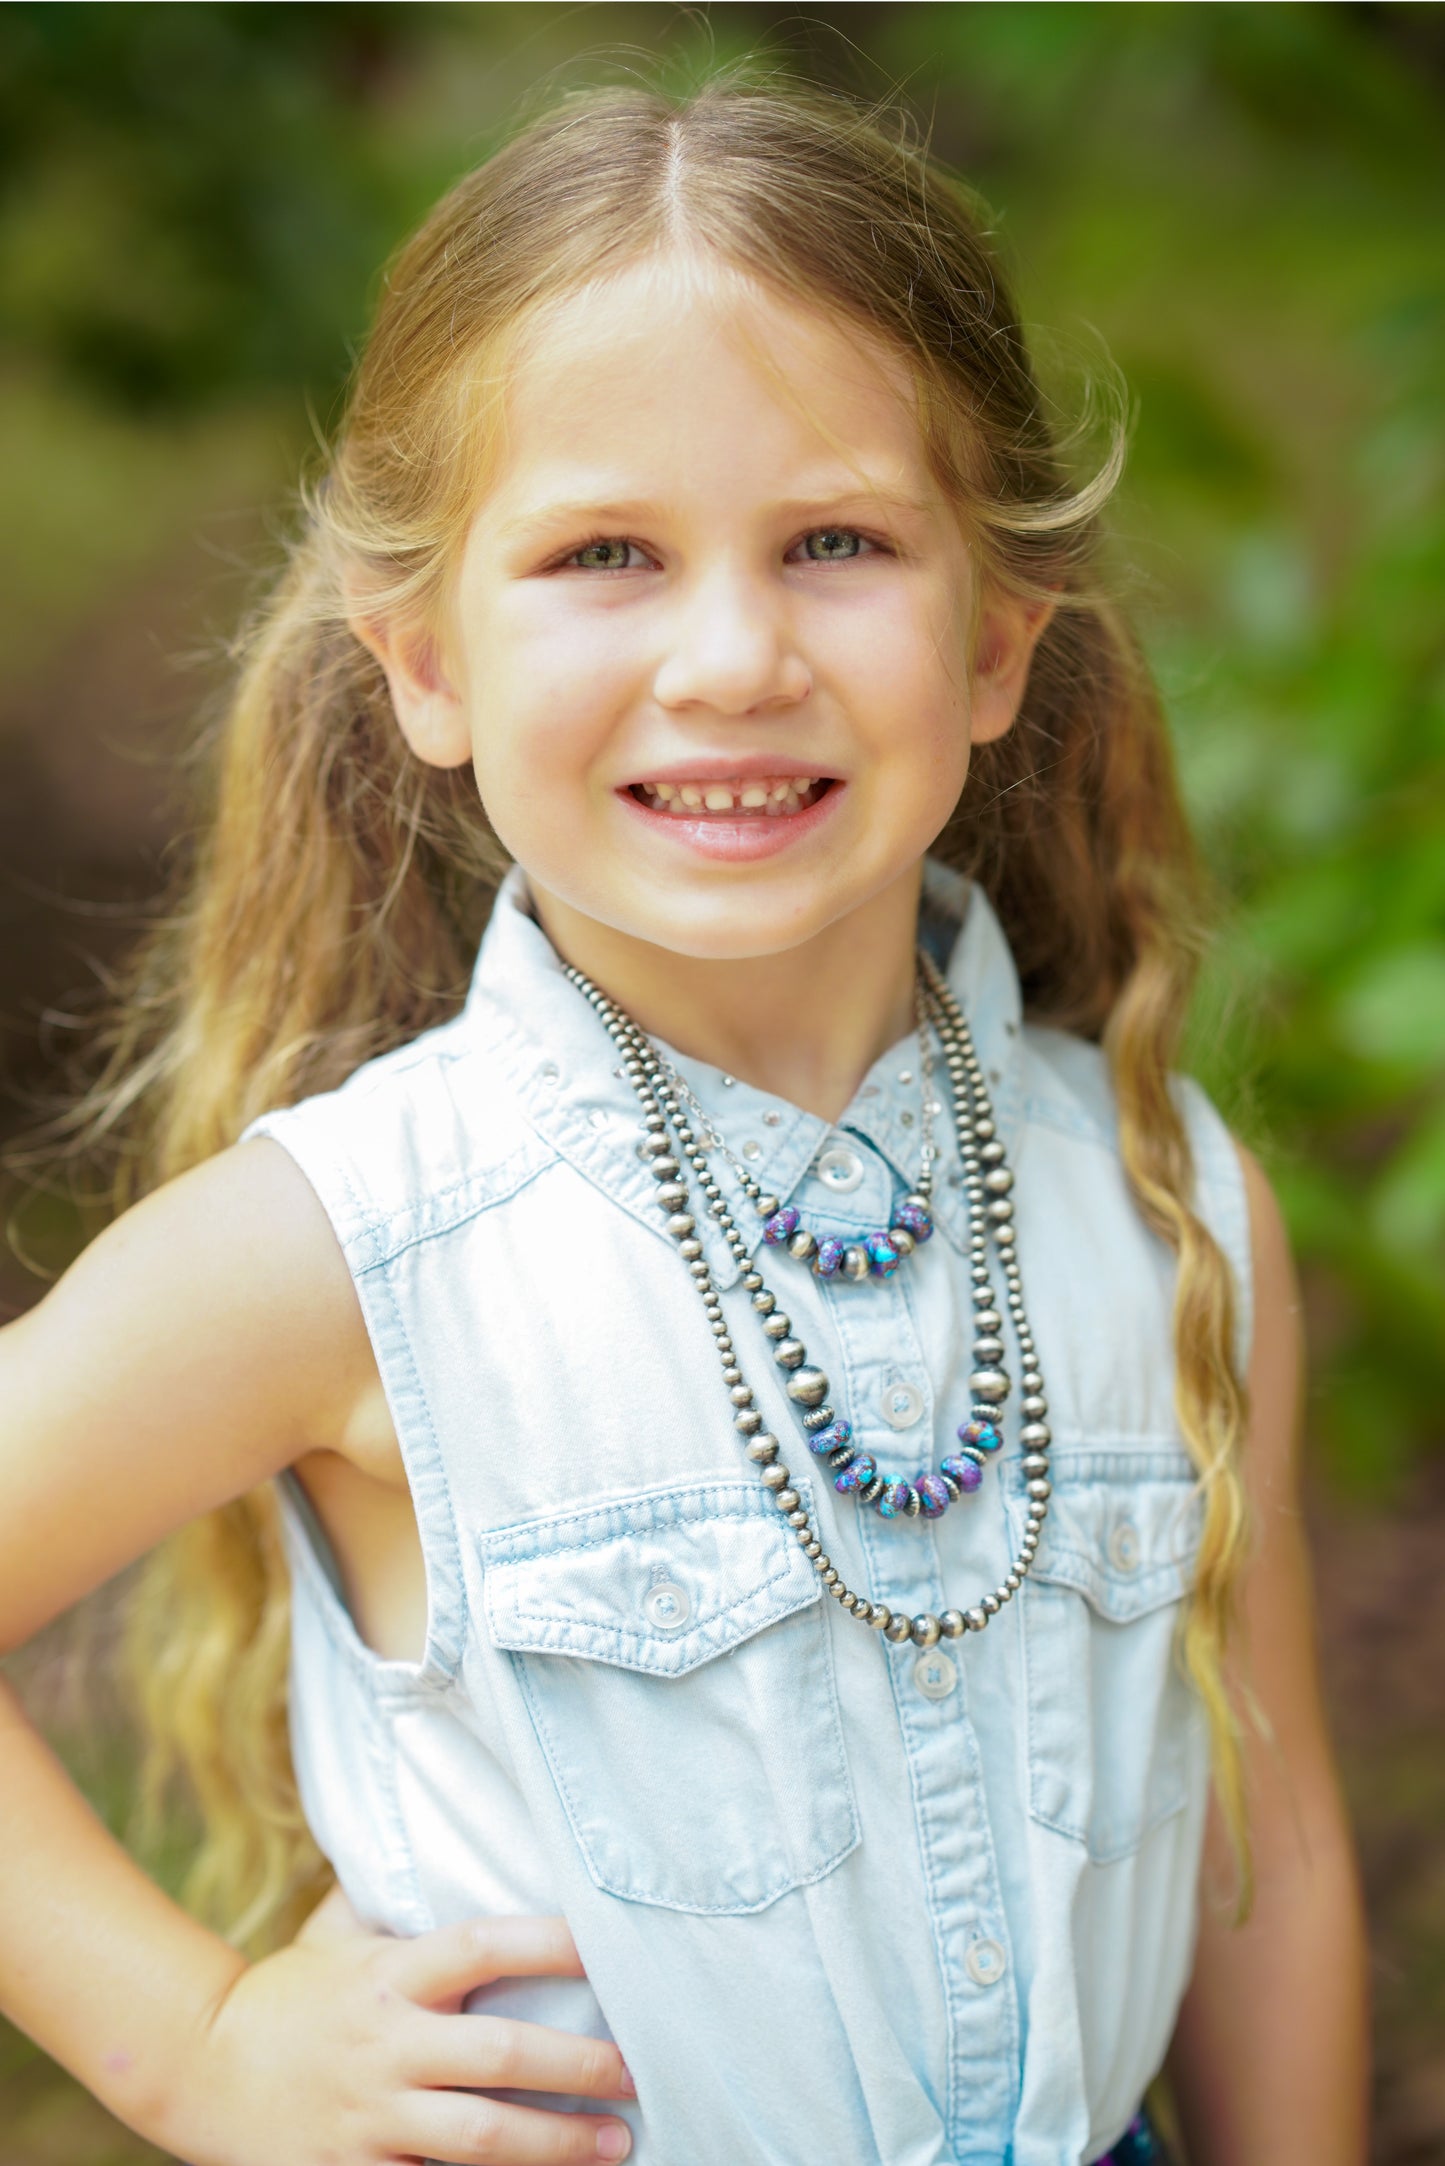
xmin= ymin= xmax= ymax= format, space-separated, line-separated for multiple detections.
xmin=651 ymin=560 xmax=812 ymax=716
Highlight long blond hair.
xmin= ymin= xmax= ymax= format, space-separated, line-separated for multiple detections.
xmin=30 ymin=64 xmax=1255 ymax=1952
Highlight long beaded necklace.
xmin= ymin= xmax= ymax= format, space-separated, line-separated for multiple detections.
xmin=561 ymin=946 xmax=1054 ymax=1653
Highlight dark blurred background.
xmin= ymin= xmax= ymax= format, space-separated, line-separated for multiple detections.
xmin=0 ymin=4 xmax=1441 ymax=2159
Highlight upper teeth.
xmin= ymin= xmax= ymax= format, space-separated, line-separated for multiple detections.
xmin=637 ymin=776 xmax=822 ymax=814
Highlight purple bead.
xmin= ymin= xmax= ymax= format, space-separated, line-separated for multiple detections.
xmin=807 ymin=1417 xmax=853 ymax=1456
xmin=914 ymin=1473 xmax=950 ymax=1518
xmin=762 ymin=1206 xmax=800 ymax=1244
xmin=958 ymin=1416 xmax=1003 ymax=1453
xmin=813 ymin=1237 xmax=847 ymax=1278
xmin=893 ymin=1200 xmax=934 ymax=1243
xmin=942 ymin=1453 xmax=984 ymax=1493
xmin=865 ymin=1231 xmax=901 ymax=1279
xmin=876 ymin=1478 xmax=914 ymax=1518
xmin=834 ymin=1452 xmax=877 ymax=1493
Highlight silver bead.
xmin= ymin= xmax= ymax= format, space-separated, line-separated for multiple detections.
xmin=773 ymin=1338 xmax=807 ymax=1370
xmin=889 ymin=1227 xmax=916 ymax=1257
xmin=972 ymin=1336 xmax=1005 ymax=1364
xmin=787 ymin=1229 xmax=818 ymax=1262
xmin=883 ymin=1613 xmax=913 ymax=1645
xmin=650 ymin=1156 xmax=681 ymax=1181
xmin=1022 ymin=1394 xmax=1048 ymax=1420
xmin=774 ymin=1488 xmax=799 ymax=1514
xmin=665 ymin=1212 xmax=695 ymax=1237
xmin=867 ymin=1604 xmax=891 ymax=1630
xmin=963 ymin=1606 xmax=988 ymax=1632
xmin=1026 ymin=1477 xmax=1052 ymax=1503
xmin=729 ymin=1384 xmax=753 ymax=1407
xmin=746 ymin=1435 xmax=779 ymax=1462
xmin=785 ymin=1367 xmax=830 ymax=1407
xmin=983 ymin=1166 xmax=1014 ymax=1194
xmin=657 ymin=1182 xmax=688 ymax=1209
xmin=761 ymin=1311 xmax=791 ymax=1339
xmin=969 ymin=1368 xmax=1010 ymax=1403
xmin=1021 ymin=1421 xmax=1052 ymax=1449
xmin=756 ymin=1194 xmax=780 ymax=1217
xmin=842 ymin=1245 xmax=871 ymax=1282
xmin=761 ymin=1463 xmax=790 ymax=1491
xmin=939 ymin=1610 xmax=966 ymax=1639
xmin=980 ymin=1593 xmax=1000 ymax=1616
xmin=734 ymin=1410 xmax=762 ymax=1435
xmin=678 ymin=1238 xmax=703 ymax=1261
xmin=1020 ymin=1452 xmax=1049 ymax=1478
xmin=910 ymin=1614 xmax=942 ymax=1648
xmin=787 ymin=1508 xmax=809 ymax=1528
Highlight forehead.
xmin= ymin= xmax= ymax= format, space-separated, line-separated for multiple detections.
xmin=487 ymin=254 xmax=930 ymax=504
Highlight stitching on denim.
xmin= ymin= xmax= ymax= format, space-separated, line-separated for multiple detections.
xmin=509 ymin=1592 xmax=857 ymax=1913
xmin=492 ymin=1552 xmax=797 ymax=1663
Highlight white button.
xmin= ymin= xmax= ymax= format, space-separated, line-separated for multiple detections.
xmin=913 ymin=1651 xmax=957 ymax=1700
xmin=538 ymin=1062 xmax=560 ymax=1083
xmin=742 ymin=1140 xmax=763 ymax=1162
xmin=643 ymin=1580 xmax=691 ymax=1631
xmin=881 ymin=1380 xmax=924 ymax=1430
xmin=966 ymin=1937 xmax=1007 ymax=1986
xmin=588 ymin=1107 xmax=609 ymax=1129
xmin=1108 ymin=1520 xmax=1141 ymax=1573
xmin=762 ymin=1109 xmax=782 ymax=1127
xmin=815 ymin=1143 xmax=863 ymax=1193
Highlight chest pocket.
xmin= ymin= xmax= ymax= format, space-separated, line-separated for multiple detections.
xmin=1007 ymin=1448 xmax=1208 ymax=1864
xmin=479 ymin=1478 xmax=859 ymax=1914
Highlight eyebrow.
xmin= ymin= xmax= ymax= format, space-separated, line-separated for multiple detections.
xmin=495 ymin=481 xmax=934 ymax=545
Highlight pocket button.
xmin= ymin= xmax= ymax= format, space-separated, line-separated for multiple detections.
xmin=913 ymin=1651 xmax=958 ymax=1701
xmin=1108 ymin=1520 xmax=1141 ymax=1573
xmin=966 ymin=1937 xmax=1007 ymax=1986
xmin=643 ymin=1579 xmax=692 ymax=1631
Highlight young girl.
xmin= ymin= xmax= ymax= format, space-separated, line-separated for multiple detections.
xmin=0 ymin=72 xmax=1370 ymax=2166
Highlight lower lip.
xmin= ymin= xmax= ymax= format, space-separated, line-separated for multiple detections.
xmin=614 ymin=781 xmax=846 ymax=861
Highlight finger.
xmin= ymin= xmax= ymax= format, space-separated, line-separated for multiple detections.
xmin=403 ymin=2008 xmax=635 ymax=2102
xmin=400 ymin=2093 xmax=632 ymax=2163
xmin=388 ymin=1915 xmax=587 ymax=2003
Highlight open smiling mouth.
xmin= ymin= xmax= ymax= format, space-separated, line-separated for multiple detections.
xmin=626 ymin=775 xmax=839 ymax=817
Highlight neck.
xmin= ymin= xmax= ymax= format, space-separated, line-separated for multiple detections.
xmin=525 ymin=864 xmax=926 ymax=1128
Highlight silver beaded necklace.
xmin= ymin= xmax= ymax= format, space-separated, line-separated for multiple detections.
xmin=562 ymin=946 xmax=1054 ymax=1653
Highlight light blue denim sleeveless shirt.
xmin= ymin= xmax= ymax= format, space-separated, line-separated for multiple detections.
xmin=241 ymin=855 xmax=1252 ymax=2166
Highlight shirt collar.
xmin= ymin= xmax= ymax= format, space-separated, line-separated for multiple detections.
xmin=468 ymin=855 xmax=1023 ymax=1289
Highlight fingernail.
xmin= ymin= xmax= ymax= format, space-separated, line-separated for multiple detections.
xmin=618 ymin=2062 xmax=637 ymax=2095
xmin=597 ymin=2126 xmax=631 ymax=2160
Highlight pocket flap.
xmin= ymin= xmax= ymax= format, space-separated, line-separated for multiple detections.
xmin=479 ymin=1478 xmax=821 ymax=1676
xmin=1005 ymin=1447 xmax=1204 ymax=1624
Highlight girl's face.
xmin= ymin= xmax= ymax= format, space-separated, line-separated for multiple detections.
xmin=361 ymin=258 xmax=1052 ymax=963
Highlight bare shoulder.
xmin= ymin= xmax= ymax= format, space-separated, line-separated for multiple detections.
xmin=0 ymin=1137 xmax=378 ymax=1649
xmin=1231 ymin=1137 xmax=1306 ymax=1508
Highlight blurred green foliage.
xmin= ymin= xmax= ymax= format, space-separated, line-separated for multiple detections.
xmin=0 ymin=0 xmax=1441 ymax=1500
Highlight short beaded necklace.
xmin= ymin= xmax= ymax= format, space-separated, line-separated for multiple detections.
xmin=644 ymin=994 xmax=1007 ymax=1513
xmin=561 ymin=946 xmax=1054 ymax=1653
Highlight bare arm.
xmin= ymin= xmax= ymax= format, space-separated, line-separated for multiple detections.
xmin=1165 ymin=1143 xmax=1371 ymax=2165
xmin=0 ymin=1140 xmax=635 ymax=2163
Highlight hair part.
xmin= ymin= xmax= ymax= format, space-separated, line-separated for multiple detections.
xmin=23 ymin=61 xmax=1257 ymax=1951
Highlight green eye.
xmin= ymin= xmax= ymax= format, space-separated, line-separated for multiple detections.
xmin=573 ymin=539 xmax=635 ymax=571
xmin=802 ymin=529 xmax=865 ymax=561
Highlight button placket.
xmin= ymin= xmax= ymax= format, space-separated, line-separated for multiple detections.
xmin=828 ymin=1249 xmax=1021 ymax=2144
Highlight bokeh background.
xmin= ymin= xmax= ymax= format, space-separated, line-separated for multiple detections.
xmin=1 ymin=4 xmax=1441 ymax=2159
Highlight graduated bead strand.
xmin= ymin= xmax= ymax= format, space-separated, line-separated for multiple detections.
xmin=562 ymin=954 xmax=1053 ymax=1648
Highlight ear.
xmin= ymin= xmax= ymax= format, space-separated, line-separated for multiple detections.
xmin=346 ymin=600 xmax=474 ymax=771
xmin=968 ymin=586 xmax=1059 ymax=746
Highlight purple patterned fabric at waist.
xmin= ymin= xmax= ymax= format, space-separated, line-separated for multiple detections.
xmin=1089 ymin=2102 xmax=1178 ymax=2166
